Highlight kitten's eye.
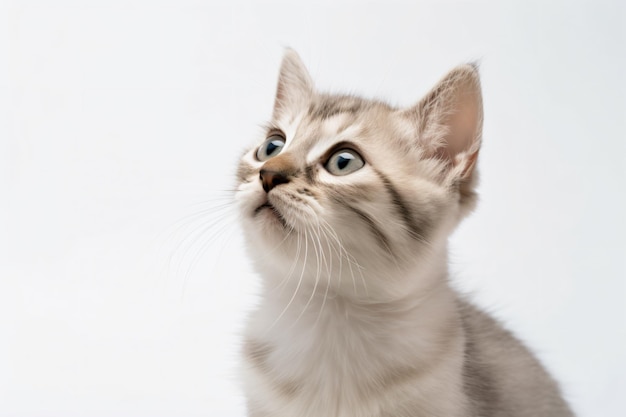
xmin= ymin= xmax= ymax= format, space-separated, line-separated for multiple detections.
xmin=256 ymin=135 xmax=286 ymax=161
xmin=325 ymin=149 xmax=365 ymax=176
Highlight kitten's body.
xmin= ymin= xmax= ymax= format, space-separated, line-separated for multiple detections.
xmin=236 ymin=50 xmax=574 ymax=417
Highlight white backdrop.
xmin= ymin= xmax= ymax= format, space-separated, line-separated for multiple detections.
xmin=1 ymin=1 xmax=625 ymax=416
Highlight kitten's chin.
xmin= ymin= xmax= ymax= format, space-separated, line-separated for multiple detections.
xmin=253 ymin=201 xmax=291 ymax=231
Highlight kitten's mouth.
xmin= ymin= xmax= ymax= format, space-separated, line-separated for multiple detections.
xmin=254 ymin=201 xmax=289 ymax=229
xmin=254 ymin=202 xmax=273 ymax=214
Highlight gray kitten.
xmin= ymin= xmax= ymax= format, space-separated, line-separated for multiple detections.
xmin=235 ymin=49 xmax=575 ymax=417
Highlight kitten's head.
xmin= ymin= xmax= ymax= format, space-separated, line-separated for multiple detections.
xmin=236 ymin=49 xmax=482 ymax=299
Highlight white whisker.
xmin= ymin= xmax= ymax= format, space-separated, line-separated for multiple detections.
xmin=271 ymin=226 xmax=301 ymax=293
xmin=314 ymin=222 xmax=334 ymax=328
xmin=267 ymin=227 xmax=309 ymax=331
xmin=292 ymin=223 xmax=322 ymax=329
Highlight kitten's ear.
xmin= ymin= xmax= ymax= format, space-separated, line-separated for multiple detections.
xmin=273 ymin=49 xmax=314 ymax=120
xmin=404 ymin=64 xmax=483 ymax=179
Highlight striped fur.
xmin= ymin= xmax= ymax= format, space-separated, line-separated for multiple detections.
xmin=235 ymin=49 xmax=574 ymax=417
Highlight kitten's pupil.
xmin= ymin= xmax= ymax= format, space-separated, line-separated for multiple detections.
xmin=266 ymin=140 xmax=282 ymax=156
xmin=337 ymin=153 xmax=352 ymax=170
xmin=256 ymin=135 xmax=285 ymax=161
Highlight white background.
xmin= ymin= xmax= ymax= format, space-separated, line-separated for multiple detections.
xmin=1 ymin=0 xmax=624 ymax=416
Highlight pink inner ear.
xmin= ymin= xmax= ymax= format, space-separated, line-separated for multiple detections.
xmin=459 ymin=149 xmax=479 ymax=179
xmin=409 ymin=64 xmax=483 ymax=176
xmin=444 ymin=86 xmax=482 ymax=160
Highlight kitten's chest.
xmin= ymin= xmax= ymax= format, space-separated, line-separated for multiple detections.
xmin=242 ymin=304 xmax=466 ymax=417
xmin=243 ymin=323 xmax=390 ymax=416
xmin=248 ymin=309 xmax=382 ymax=385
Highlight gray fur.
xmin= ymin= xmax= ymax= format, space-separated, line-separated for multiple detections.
xmin=235 ymin=49 xmax=575 ymax=417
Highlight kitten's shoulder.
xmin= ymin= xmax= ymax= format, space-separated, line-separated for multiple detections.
xmin=456 ymin=296 xmax=574 ymax=417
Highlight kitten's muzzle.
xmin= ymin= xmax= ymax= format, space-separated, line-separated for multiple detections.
xmin=259 ymin=169 xmax=291 ymax=193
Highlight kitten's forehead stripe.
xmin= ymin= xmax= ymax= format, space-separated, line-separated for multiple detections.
xmin=308 ymin=96 xmax=365 ymax=120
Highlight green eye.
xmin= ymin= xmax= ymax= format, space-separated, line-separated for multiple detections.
xmin=325 ymin=149 xmax=365 ymax=176
xmin=256 ymin=135 xmax=286 ymax=161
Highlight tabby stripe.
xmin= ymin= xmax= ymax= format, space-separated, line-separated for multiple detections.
xmin=309 ymin=99 xmax=363 ymax=120
xmin=341 ymin=201 xmax=393 ymax=255
xmin=375 ymin=169 xmax=426 ymax=242
xmin=243 ymin=339 xmax=301 ymax=398
xmin=304 ymin=165 xmax=316 ymax=184
xmin=461 ymin=317 xmax=501 ymax=414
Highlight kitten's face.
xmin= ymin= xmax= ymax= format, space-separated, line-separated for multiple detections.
xmin=235 ymin=50 xmax=483 ymax=298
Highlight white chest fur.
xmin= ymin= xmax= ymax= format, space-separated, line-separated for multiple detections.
xmin=242 ymin=284 xmax=469 ymax=417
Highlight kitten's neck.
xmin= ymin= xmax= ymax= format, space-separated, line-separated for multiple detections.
xmin=260 ymin=240 xmax=452 ymax=308
xmin=254 ymin=246 xmax=459 ymax=345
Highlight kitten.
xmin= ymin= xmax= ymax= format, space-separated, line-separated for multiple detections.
xmin=235 ymin=49 xmax=574 ymax=417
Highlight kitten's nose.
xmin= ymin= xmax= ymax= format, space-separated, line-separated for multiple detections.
xmin=259 ymin=169 xmax=290 ymax=193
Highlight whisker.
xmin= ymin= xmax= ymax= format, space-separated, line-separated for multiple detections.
xmin=157 ymin=194 xmax=238 ymax=298
xmin=271 ymin=226 xmax=301 ymax=293
xmin=268 ymin=227 xmax=309 ymax=331
xmin=321 ymin=219 xmax=369 ymax=297
xmin=158 ymin=203 xmax=233 ymax=251
xmin=170 ymin=210 xmax=236 ymax=278
xmin=314 ymin=222 xmax=334 ymax=328
xmin=179 ymin=215 xmax=237 ymax=300
xmin=292 ymin=222 xmax=323 ymax=328
xmin=320 ymin=220 xmax=355 ymax=293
